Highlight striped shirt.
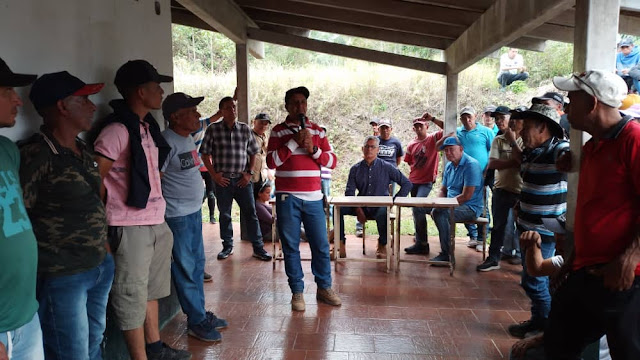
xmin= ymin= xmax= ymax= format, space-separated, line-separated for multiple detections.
xmin=191 ymin=117 xmax=212 ymax=171
xmin=517 ymin=137 xmax=569 ymax=237
xmin=266 ymin=116 xmax=337 ymax=201
xmin=200 ymin=119 xmax=259 ymax=174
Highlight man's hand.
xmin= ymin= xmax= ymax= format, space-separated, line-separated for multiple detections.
xmin=622 ymin=68 xmax=630 ymax=75
xmin=238 ymin=172 xmax=251 ymax=188
xmin=520 ymin=231 xmax=541 ymax=250
xmin=355 ymin=208 xmax=367 ymax=224
xmin=303 ymin=136 xmax=315 ymax=154
xmin=555 ymin=151 xmax=572 ymax=172
xmin=590 ymin=253 xmax=638 ymax=291
xmin=293 ymin=129 xmax=311 ymax=147
xmin=504 ymin=127 xmax=517 ymax=144
xmin=213 ymin=172 xmax=230 ymax=187
xmin=0 ymin=342 xmax=8 ymax=360
xmin=421 ymin=112 xmax=434 ymax=122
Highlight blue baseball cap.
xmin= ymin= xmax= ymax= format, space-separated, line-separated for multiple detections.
xmin=440 ymin=136 xmax=462 ymax=150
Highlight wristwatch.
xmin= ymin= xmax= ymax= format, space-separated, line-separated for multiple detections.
xmin=312 ymin=146 xmax=318 ymax=153
xmin=247 ymin=170 xmax=255 ymax=175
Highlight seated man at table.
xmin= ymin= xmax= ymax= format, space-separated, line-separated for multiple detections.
xmin=339 ymin=136 xmax=411 ymax=258
xmin=430 ymin=137 xmax=484 ymax=263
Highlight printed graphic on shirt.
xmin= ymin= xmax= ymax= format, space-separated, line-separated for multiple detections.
xmin=178 ymin=150 xmax=201 ymax=170
xmin=378 ymin=144 xmax=397 ymax=159
xmin=0 ymin=170 xmax=32 ymax=237
xmin=413 ymin=145 xmax=428 ymax=169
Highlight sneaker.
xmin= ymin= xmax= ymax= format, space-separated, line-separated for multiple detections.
xmin=376 ymin=244 xmax=387 ymax=259
xmin=508 ymin=257 xmax=522 ymax=265
xmin=429 ymin=253 xmax=449 ymax=265
xmin=316 ymin=288 xmax=342 ymax=306
xmin=467 ymin=238 xmax=478 ymax=248
xmin=291 ymin=293 xmax=306 ymax=312
xmin=508 ymin=319 xmax=544 ymax=339
xmin=206 ymin=311 xmax=228 ymax=329
xmin=146 ymin=342 xmax=192 ymax=360
xmin=355 ymin=229 xmax=363 ymax=238
xmin=476 ymin=244 xmax=484 ymax=252
xmin=217 ymin=246 xmax=233 ymax=260
xmin=252 ymin=247 xmax=273 ymax=261
xmin=404 ymin=244 xmax=430 ymax=255
xmin=188 ymin=318 xmax=222 ymax=342
xmin=203 ymin=272 xmax=213 ymax=282
xmin=476 ymin=259 xmax=500 ymax=272
xmin=209 ymin=217 xmax=216 ymax=224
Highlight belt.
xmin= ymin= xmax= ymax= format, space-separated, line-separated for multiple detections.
xmin=223 ymin=172 xmax=244 ymax=178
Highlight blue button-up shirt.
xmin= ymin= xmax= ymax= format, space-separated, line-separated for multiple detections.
xmin=345 ymin=158 xmax=412 ymax=198
xmin=442 ymin=152 xmax=484 ymax=216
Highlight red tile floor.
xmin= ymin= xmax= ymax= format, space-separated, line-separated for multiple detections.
xmin=160 ymin=222 xmax=530 ymax=359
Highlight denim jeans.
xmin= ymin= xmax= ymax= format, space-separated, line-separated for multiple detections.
xmin=321 ymin=179 xmax=333 ymax=219
xmin=432 ymin=204 xmax=477 ymax=255
xmin=488 ymin=188 xmax=519 ymax=261
xmin=498 ymin=72 xmax=530 ymax=87
xmin=411 ymin=183 xmax=433 ymax=247
xmin=521 ymin=238 xmax=555 ymax=322
xmin=0 ymin=312 xmax=44 ymax=360
xmin=339 ymin=206 xmax=388 ymax=245
xmin=215 ymin=177 xmax=264 ymax=250
xmin=501 ymin=209 xmax=521 ymax=258
xmin=166 ymin=210 xmax=206 ymax=326
xmin=37 ymin=254 xmax=114 ymax=360
xmin=276 ymin=193 xmax=332 ymax=294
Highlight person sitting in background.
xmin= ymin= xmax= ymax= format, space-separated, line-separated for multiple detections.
xmin=339 ymin=136 xmax=411 ymax=259
xmin=616 ymin=38 xmax=640 ymax=93
xmin=255 ymin=181 xmax=276 ymax=242
xmin=497 ymin=48 xmax=529 ymax=90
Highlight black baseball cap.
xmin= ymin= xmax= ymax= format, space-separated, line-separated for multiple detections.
xmin=532 ymin=92 xmax=564 ymax=106
xmin=0 ymin=57 xmax=36 ymax=87
xmin=29 ymin=71 xmax=104 ymax=111
xmin=490 ymin=106 xmax=511 ymax=117
xmin=284 ymin=86 xmax=309 ymax=104
xmin=114 ymin=60 xmax=173 ymax=91
xmin=254 ymin=113 xmax=271 ymax=123
xmin=162 ymin=92 xmax=204 ymax=121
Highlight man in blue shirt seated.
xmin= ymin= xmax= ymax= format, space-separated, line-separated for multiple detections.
xmin=430 ymin=137 xmax=484 ymax=263
xmin=339 ymin=136 xmax=411 ymax=258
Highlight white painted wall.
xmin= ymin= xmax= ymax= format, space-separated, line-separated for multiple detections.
xmin=0 ymin=0 xmax=174 ymax=141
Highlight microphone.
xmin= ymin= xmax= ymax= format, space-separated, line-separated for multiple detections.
xmin=298 ymin=113 xmax=306 ymax=129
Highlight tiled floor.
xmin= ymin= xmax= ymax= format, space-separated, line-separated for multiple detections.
xmin=160 ymin=222 xmax=529 ymax=359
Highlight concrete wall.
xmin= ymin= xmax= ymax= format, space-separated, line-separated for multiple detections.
xmin=0 ymin=0 xmax=174 ymax=141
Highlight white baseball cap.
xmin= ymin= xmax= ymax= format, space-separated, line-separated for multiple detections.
xmin=553 ymin=70 xmax=628 ymax=108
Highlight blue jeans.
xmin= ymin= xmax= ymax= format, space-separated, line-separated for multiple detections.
xmin=276 ymin=193 xmax=332 ymax=294
xmin=339 ymin=206 xmax=388 ymax=245
xmin=0 ymin=312 xmax=44 ymax=360
xmin=489 ymin=188 xmax=519 ymax=261
xmin=411 ymin=183 xmax=433 ymax=247
xmin=321 ymin=179 xmax=333 ymax=219
xmin=166 ymin=210 xmax=206 ymax=326
xmin=501 ymin=209 xmax=521 ymax=258
xmin=432 ymin=204 xmax=477 ymax=255
xmin=498 ymin=72 xmax=530 ymax=87
xmin=37 ymin=254 xmax=114 ymax=360
xmin=521 ymin=238 xmax=555 ymax=322
xmin=215 ymin=177 xmax=264 ymax=249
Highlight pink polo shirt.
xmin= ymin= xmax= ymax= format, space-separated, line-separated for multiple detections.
xmin=94 ymin=122 xmax=166 ymax=226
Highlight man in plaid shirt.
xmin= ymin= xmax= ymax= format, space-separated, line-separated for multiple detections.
xmin=201 ymin=96 xmax=272 ymax=261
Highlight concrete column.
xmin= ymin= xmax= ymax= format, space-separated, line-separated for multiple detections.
xmin=565 ymin=0 xmax=620 ymax=248
xmin=236 ymin=43 xmax=250 ymax=124
xmin=444 ymin=72 xmax=458 ymax=134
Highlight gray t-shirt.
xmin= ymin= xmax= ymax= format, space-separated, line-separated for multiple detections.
xmin=161 ymin=129 xmax=205 ymax=218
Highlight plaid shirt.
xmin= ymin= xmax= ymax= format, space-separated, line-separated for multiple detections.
xmin=200 ymin=120 xmax=259 ymax=173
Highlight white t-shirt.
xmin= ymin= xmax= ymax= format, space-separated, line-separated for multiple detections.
xmin=498 ymin=53 xmax=524 ymax=78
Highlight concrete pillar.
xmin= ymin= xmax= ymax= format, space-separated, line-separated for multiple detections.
xmin=444 ymin=72 xmax=459 ymax=134
xmin=236 ymin=43 xmax=250 ymax=124
xmin=565 ymin=0 xmax=620 ymax=249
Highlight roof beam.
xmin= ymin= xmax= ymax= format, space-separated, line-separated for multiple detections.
xmin=175 ymin=0 xmax=264 ymax=59
xmin=445 ymin=0 xmax=575 ymax=73
xmin=508 ymin=37 xmax=547 ymax=52
xmin=247 ymin=28 xmax=447 ymax=74
xmin=621 ymin=0 xmax=640 ymax=12
xmin=527 ymin=23 xmax=574 ymax=43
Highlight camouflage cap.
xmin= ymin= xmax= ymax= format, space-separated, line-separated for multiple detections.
xmin=511 ymin=103 xmax=563 ymax=137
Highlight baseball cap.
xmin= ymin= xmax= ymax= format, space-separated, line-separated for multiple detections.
xmin=369 ymin=118 xmax=379 ymax=126
xmin=0 ymin=57 xmax=36 ymax=87
xmin=511 ymin=103 xmax=563 ymax=137
xmin=114 ymin=60 xmax=173 ymax=91
xmin=254 ymin=112 xmax=271 ymax=123
xmin=460 ymin=106 xmax=475 ymax=116
xmin=491 ymin=106 xmax=511 ymax=117
xmin=162 ymin=92 xmax=204 ymax=121
xmin=553 ymin=70 xmax=628 ymax=108
xmin=482 ymin=105 xmax=497 ymax=113
xmin=511 ymin=105 xmax=529 ymax=114
xmin=413 ymin=117 xmax=427 ymax=125
xmin=284 ymin=86 xmax=309 ymax=104
xmin=378 ymin=118 xmax=392 ymax=128
xmin=621 ymin=104 xmax=640 ymax=118
xmin=532 ymin=92 xmax=564 ymax=106
xmin=620 ymin=38 xmax=634 ymax=47
xmin=542 ymin=213 xmax=567 ymax=234
xmin=439 ymin=136 xmax=462 ymax=150
xmin=29 ymin=71 xmax=104 ymax=111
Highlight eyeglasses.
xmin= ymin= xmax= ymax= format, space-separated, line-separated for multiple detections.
xmin=364 ymin=145 xmax=378 ymax=149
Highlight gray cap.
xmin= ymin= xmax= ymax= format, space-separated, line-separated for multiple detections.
xmin=460 ymin=106 xmax=476 ymax=116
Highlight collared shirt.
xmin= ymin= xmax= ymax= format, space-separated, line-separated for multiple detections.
xmin=456 ymin=125 xmax=494 ymax=171
xmin=200 ymin=119 xmax=258 ymax=174
xmin=574 ymin=117 xmax=640 ymax=275
xmin=191 ymin=117 xmax=213 ymax=172
xmin=442 ymin=152 xmax=484 ymax=217
xmin=489 ymin=135 xmax=523 ymax=193
xmin=345 ymin=158 xmax=412 ymax=199
xmin=19 ymin=128 xmax=107 ymax=276
xmin=251 ymin=130 xmax=269 ymax=183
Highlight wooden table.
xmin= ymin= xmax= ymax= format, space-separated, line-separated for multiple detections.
xmin=393 ymin=197 xmax=459 ymax=275
xmin=330 ymin=196 xmax=395 ymax=272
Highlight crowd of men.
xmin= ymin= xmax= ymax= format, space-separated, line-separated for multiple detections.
xmin=1 ymin=53 xmax=639 ymax=360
